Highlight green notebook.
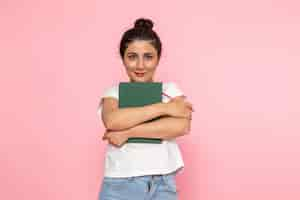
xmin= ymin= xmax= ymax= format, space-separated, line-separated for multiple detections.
xmin=119 ymin=82 xmax=163 ymax=144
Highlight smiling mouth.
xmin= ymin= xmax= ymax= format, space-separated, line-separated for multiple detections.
xmin=134 ymin=72 xmax=146 ymax=77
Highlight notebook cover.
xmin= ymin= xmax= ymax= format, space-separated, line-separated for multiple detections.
xmin=119 ymin=82 xmax=163 ymax=144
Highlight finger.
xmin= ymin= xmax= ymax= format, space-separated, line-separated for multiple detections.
xmin=188 ymin=103 xmax=194 ymax=110
xmin=181 ymin=114 xmax=191 ymax=120
xmin=186 ymin=112 xmax=193 ymax=120
xmin=111 ymin=141 xmax=120 ymax=148
xmin=118 ymin=141 xmax=125 ymax=147
xmin=183 ymin=115 xmax=192 ymax=120
xmin=116 ymin=143 xmax=122 ymax=147
xmin=188 ymin=106 xmax=194 ymax=112
xmin=185 ymin=102 xmax=193 ymax=109
xmin=187 ymin=113 xmax=192 ymax=120
xmin=184 ymin=100 xmax=193 ymax=106
xmin=187 ymin=103 xmax=194 ymax=111
xmin=189 ymin=105 xmax=195 ymax=112
xmin=102 ymin=134 xmax=109 ymax=140
xmin=109 ymin=142 xmax=118 ymax=147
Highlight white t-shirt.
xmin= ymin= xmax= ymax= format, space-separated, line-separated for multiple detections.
xmin=97 ymin=82 xmax=185 ymax=178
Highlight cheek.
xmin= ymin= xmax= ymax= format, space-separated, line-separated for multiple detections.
xmin=145 ymin=63 xmax=158 ymax=71
xmin=145 ymin=59 xmax=158 ymax=67
xmin=124 ymin=60 xmax=136 ymax=69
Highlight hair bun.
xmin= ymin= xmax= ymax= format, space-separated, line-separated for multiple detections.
xmin=134 ymin=18 xmax=153 ymax=30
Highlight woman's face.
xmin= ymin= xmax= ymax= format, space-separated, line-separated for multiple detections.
xmin=123 ymin=40 xmax=159 ymax=82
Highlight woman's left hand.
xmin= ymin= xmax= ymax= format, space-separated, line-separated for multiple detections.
xmin=102 ymin=130 xmax=129 ymax=147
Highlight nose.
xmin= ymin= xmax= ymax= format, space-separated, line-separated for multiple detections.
xmin=136 ymin=59 xmax=144 ymax=70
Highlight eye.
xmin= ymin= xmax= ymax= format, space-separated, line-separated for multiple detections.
xmin=145 ymin=55 xmax=153 ymax=59
xmin=128 ymin=55 xmax=136 ymax=60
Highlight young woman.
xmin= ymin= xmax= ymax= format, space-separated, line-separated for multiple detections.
xmin=97 ymin=18 xmax=194 ymax=200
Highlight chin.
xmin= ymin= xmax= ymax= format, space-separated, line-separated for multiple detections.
xmin=130 ymin=77 xmax=150 ymax=82
xmin=134 ymin=79 xmax=146 ymax=82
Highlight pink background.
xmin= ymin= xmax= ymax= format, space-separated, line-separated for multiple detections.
xmin=1 ymin=0 xmax=300 ymax=199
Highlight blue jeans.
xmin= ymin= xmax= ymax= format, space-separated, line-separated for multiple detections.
xmin=98 ymin=171 xmax=178 ymax=200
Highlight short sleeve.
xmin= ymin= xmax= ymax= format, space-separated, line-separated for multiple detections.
xmin=162 ymin=82 xmax=185 ymax=99
xmin=96 ymin=85 xmax=119 ymax=118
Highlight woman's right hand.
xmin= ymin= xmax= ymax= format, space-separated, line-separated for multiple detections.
xmin=166 ymin=97 xmax=194 ymax=119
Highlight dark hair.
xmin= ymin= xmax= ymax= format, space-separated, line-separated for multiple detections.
xmin=119 ymin=18 xmax=162 ymax=59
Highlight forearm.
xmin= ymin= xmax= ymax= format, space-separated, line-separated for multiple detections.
xmin=125 ymin=116 xmax=191 ymax=140
xmin=105 ymin=102 xmax=168 ymax=131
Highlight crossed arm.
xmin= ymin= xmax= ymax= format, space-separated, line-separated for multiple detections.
xmin=100 ymin=96 xmax=192 ymax=146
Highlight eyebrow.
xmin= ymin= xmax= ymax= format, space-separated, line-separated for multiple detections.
xmin=144 ymin=52 xmax=154 ymax=56
xmin=126 ymin=52 xmax=137 ymax=55
xmin=126 ymin=52 xmax=154 ymax=55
